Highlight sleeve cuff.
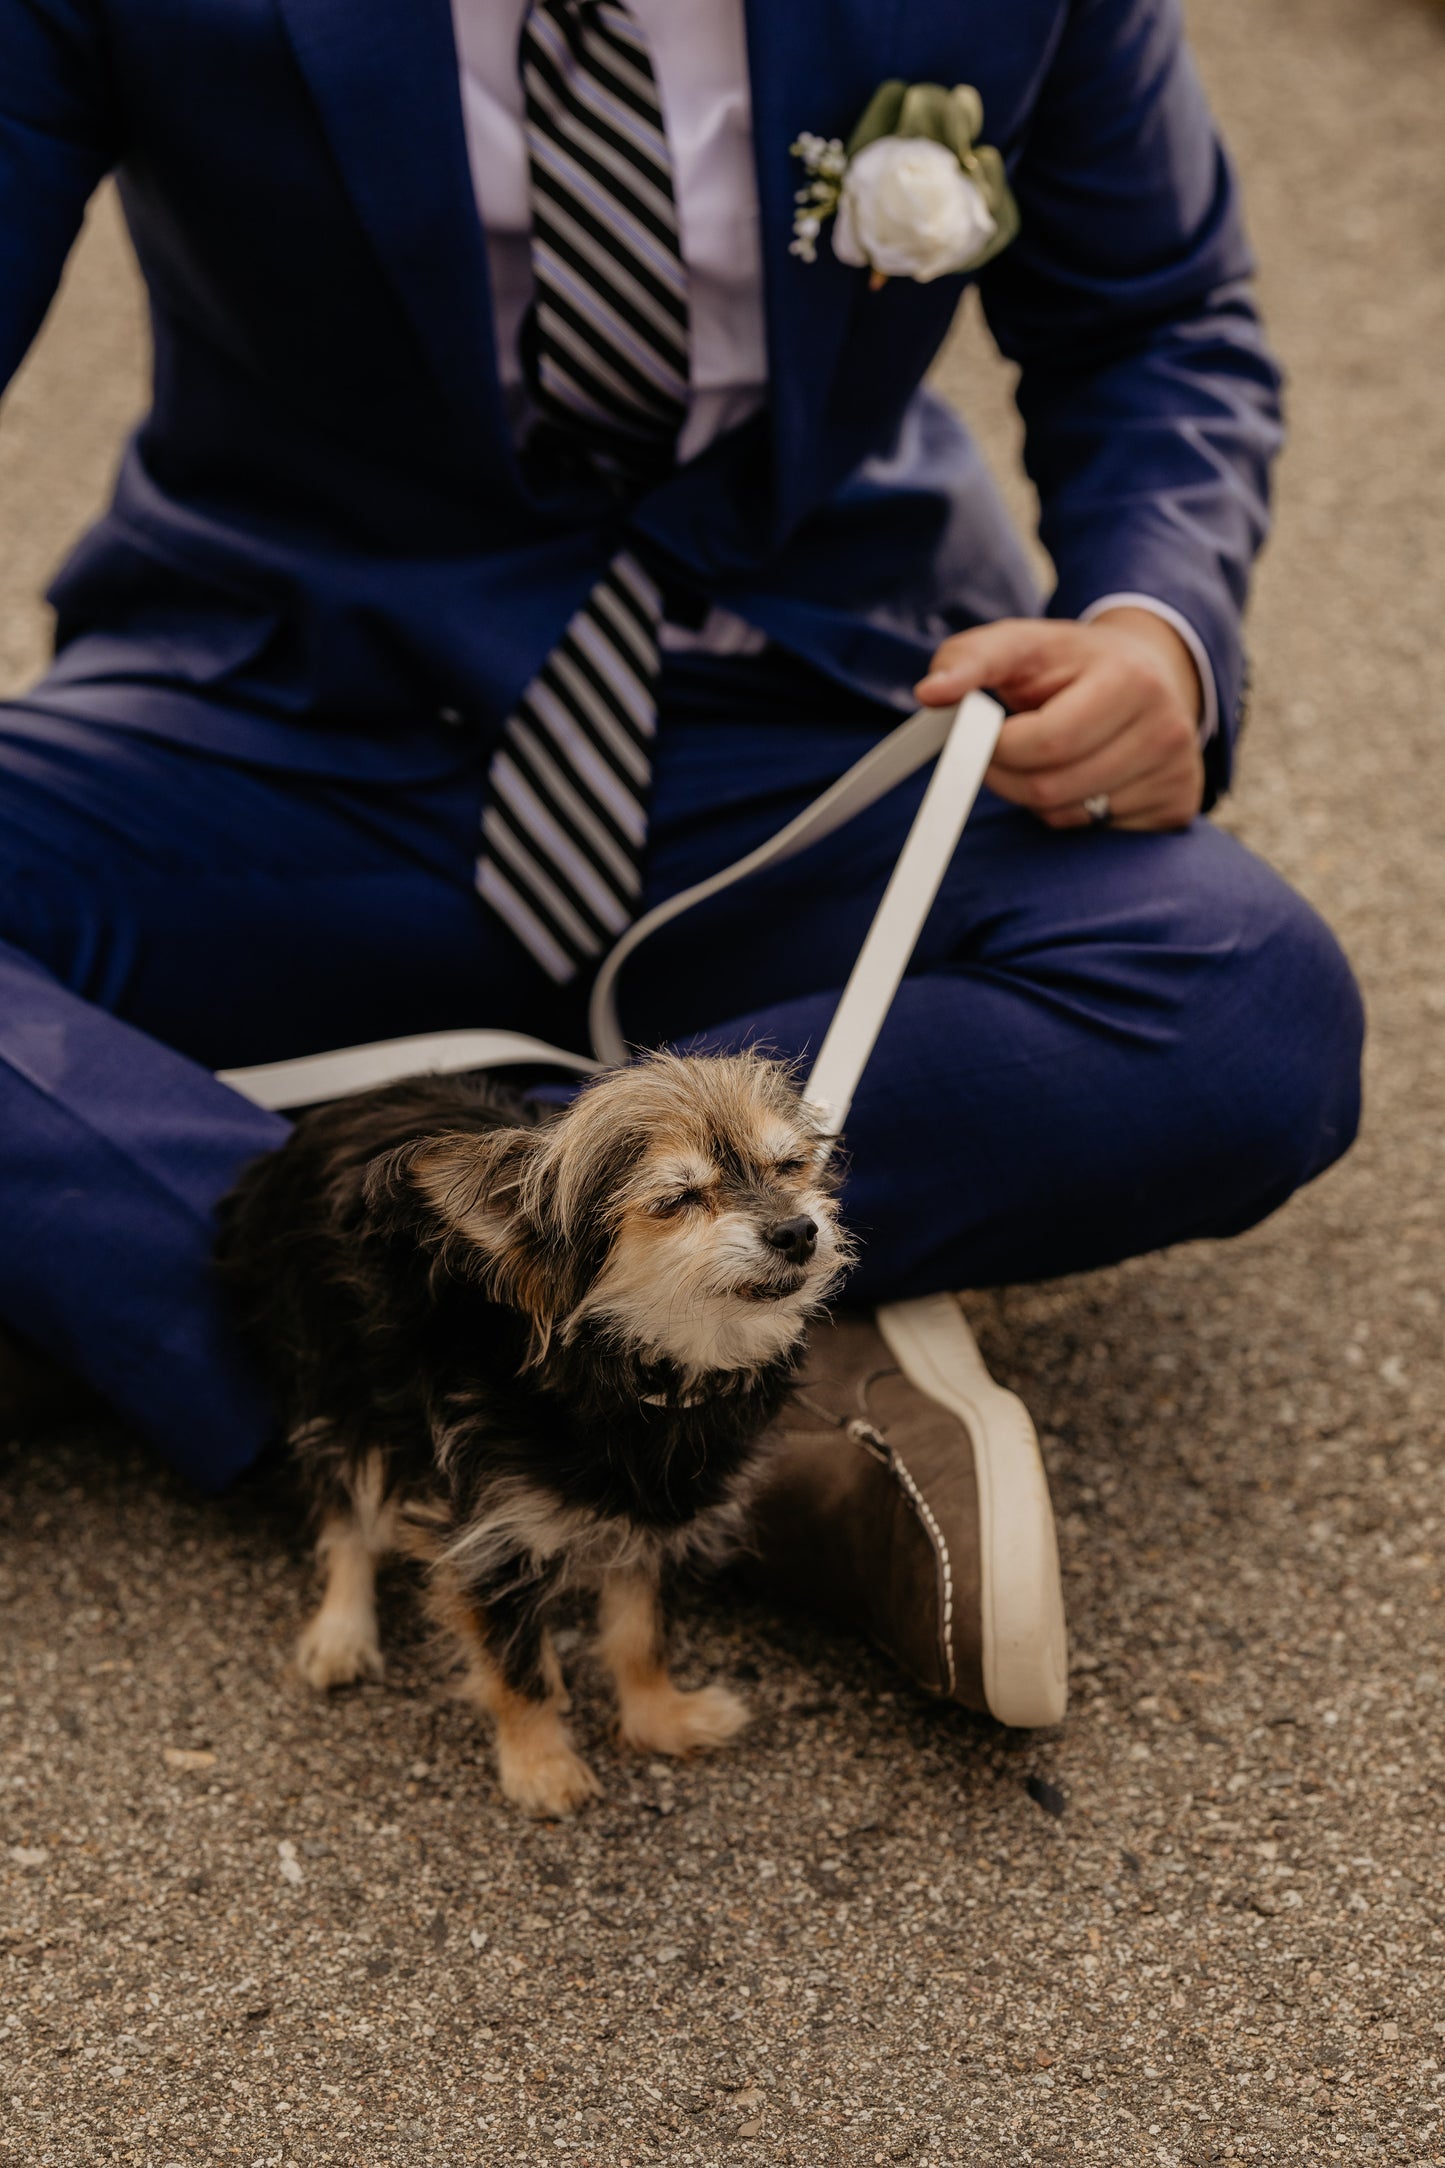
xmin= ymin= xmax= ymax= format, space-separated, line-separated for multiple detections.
xmin=1078 ymin=591 xmax=1220 ymax=746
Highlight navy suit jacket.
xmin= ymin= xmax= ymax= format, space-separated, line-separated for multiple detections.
xmin=2 ymin=0 xmax=1282 ymax=796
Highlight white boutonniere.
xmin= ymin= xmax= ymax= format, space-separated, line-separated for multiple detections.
xmin=791 ymin=80 xmax=1018 ymax=287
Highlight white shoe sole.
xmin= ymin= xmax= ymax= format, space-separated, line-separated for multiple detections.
xmin=875 ymin=1293 xmax=1069 ymax=1727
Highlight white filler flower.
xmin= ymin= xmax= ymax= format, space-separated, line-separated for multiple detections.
xmin=832 ymin=135 xmax=998 ymax=283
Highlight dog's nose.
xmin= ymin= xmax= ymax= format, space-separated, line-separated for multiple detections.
xmin=763 ymin=1214 xmax=817 ymax=1264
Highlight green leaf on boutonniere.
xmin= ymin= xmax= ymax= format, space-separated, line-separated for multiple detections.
xmin=963 ymin=142 xmax=1021 ymax=265
xmin=845 ymin=78 xmax=910 ymax=157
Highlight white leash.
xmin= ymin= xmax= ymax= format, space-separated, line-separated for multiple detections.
xmin=798 ymin=691 xmax=1000 ymax=1134
xmin=218 ymin=692 xmax=1003 ymax=1123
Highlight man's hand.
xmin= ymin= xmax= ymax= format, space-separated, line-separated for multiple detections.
xmin=915 ymin=607 xmax=1206 ymax=832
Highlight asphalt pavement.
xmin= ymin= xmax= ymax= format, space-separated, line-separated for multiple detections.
xmin=2 ymin=0 xmax=1443 ymax=2159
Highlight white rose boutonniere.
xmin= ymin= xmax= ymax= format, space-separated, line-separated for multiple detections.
xmin=834 ymin=137 xmax=999 ymax=282
xmin=791 ymin=80 xmax=1018 ymax=288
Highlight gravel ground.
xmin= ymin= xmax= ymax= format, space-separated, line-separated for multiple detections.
xmin=3 ymin=0 xmax=1443 ymax=2161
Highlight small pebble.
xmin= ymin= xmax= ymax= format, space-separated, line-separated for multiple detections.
xmin=1026 ymin=1774 xmax=1067 ymax=1818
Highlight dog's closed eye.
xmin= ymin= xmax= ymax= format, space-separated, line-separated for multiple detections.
xmin=648 ymin=1186 xmax=711 ymax=1219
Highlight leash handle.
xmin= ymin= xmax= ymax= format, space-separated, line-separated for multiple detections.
xmin=801 ymin=691 xmax=1002 ymax=1134
xmin=219 ymin=694 xmax=1001 ymax=1116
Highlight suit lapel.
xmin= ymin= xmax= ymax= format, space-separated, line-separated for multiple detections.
xmin=741 ymin=0 xmax=893 ymax=541
xmin=273 ymin=0 xmax=517 ymax=489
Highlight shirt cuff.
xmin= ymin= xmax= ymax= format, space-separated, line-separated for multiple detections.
xmin=1078 ymin=592 xmax=1220 ymax=746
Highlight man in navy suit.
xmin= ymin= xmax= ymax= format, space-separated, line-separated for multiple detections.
xmin=0 ymin=0 xmax=1361 ymax=1724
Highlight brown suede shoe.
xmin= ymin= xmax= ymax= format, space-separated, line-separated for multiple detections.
xmin=749 ymin=1295 xmax=1068 ymax=1726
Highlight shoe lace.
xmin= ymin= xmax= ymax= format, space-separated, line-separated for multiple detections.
xmin=790 ymin=1366 xmax=901 ymax=1466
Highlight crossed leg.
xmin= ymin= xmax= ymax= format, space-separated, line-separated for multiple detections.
xmin=0 ymin=675 xmax=1362 ymax=1492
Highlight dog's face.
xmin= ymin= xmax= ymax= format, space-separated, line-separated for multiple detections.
xmin=381 ymin=1053 xmax=851 ymax=1379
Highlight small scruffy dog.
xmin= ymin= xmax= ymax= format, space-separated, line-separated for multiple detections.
xmin=218 ymin=1053 xmax=849 ymax=1818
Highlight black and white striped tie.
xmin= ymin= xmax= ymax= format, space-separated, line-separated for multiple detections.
xmin=476 ymin=0 xmax=689 ymax=983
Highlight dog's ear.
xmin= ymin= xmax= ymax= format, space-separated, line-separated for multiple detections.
xmin=360 ymin=1128 xmax=574 ymax=1335
xmin=361 ymin=1128 xmax=539 ymax=1252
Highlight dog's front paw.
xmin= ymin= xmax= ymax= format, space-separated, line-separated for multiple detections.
xmin=296 ymin=1611 xmax=385 ymax=1691
xmin=497 ymin=1735 xmax=603 ymax=1819
xmin=618 ymin=1683 xmax=750 ymax=1757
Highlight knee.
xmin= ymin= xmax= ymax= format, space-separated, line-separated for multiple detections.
xmin=1211 ymin=881 xmax=1364 ymax=1217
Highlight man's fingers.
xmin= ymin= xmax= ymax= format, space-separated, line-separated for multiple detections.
xmin=990 ymin=693 xmax=1200 ymax=813
xmin=924 ymin=612 xmax=1206 ymax=833
xmin=1107 ymin=798 xmax=1199 ymax=834
xmin=914 ymin=618 xmax=1085 ymax=706
xmin=986 ymin=668 xmax=1145 ymax=783
xmin=1030 ymin=753 xmax=1202 ymax=832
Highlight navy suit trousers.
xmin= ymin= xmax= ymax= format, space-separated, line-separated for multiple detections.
xmin=0 ymin=649 xmax=1363 ymax=1490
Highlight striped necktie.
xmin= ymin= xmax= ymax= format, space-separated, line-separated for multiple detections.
xmin=476 ymin=0 xmax=689 ymax=984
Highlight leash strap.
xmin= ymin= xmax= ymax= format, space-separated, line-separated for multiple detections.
xmin=217 ymin=1029 xmax=605 ymax=1112
xmin=798 ymin=690 xmax=1001 ymax=1134
xmin=218 ymin=693 xmax=1003 ymax=1116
